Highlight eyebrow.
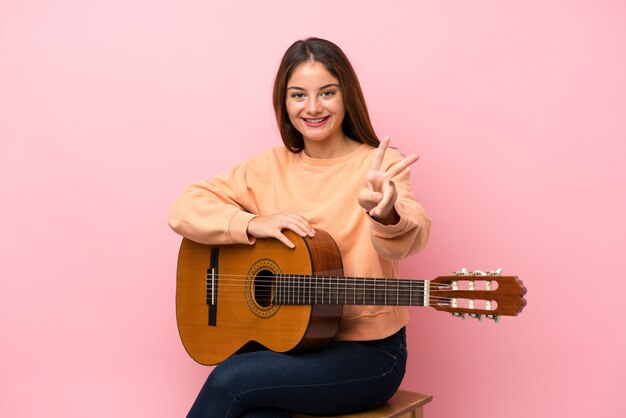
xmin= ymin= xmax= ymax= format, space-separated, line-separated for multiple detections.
xmin=287 ymin=83 xmax=340 ymax=91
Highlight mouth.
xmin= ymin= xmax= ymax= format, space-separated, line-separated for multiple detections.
xmin=302 ymin=116 xmax=330 ymax=127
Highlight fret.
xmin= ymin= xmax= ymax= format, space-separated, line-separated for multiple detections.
xmin=324 ymin=276 xmax=328 ymax=304
xmin=290 ymin=274 xmax=294 ymax=304
xmin=298 ymin=275 xmax=302 ymax=304
xmin=390 ymin=279 xmax=396 ymax=305
xmin=366 ymin=278 xmax=371 ymax=305
xmin=372 ymin=279 xmax=378 ymax=305
xmin=347 ymin=277 xmax=355 ymax=304
xmin=300 ymin=275 xmax=304 ymax=304
xmin=398 ymin=279 xmax=409 ymax=305
xmin=294 ymin=275 xmax=298 ymax=304
xmin=362 ymin=279 xmax=366 ymax=305
xmin=396 ymin=279 xmax=400 ymax=306
xmin=384 ymin=279 xmax=387 ymax=305
xmin=327 ymin=276 xmax=331 ymax=304
xmin=306 ymin=276 xmax=311 ymax=305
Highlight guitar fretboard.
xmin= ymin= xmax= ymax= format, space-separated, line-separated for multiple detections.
xmin=273 ymin=275 xmax=428 ymax=306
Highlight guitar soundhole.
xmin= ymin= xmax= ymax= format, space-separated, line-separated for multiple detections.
xmin=254 ymin=269 xmax=275 ymax=308
xmin=246 ymin=258 xmax=281 ymax=318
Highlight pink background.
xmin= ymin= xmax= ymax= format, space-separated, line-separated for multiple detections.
xmin=2 ymin=1 xmax=625 ymax=417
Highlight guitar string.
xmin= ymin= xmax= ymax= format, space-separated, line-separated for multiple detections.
xmin=191 ymin=275 xmax=502 ymax=309
xmin=196 ymin=279 xmax=493 ymax=297
xmin=200 ymin=278 xmax=499 ymax=309
xmin=191 ymin=273 xmax=469 ymax=289
xmin=197 ymin=293 xmax=482 ymax=304
xmin=195 ymin=273 xmax=502 ymax=284
xmin=201 ymin=278 xmax=498 ymax=292
xmin=192 ymin=281 xmax=498 ymax=307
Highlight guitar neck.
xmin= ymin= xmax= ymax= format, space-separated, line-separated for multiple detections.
xmin=273 ymin=275 xmax=429 ymax=307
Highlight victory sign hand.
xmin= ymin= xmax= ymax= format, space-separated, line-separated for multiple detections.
xmin=358 ymin=136 xmax=419 ymax=224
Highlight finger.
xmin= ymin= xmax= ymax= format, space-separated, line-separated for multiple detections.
xmin=282 ymin=212 xmax=315 ymax=236
xmin=284 ymin=220 xmax=315 ymax=238
xmin=371 ymin=180 xmax=396 ymax=217
xmin=363 ymin=172 xmax=376 ymax=190
xmin=385 ymin=154 xmax=420 ymax=179
xmin=370 ymin=136 xmax=391 ymax=171
xmin=275 ymin=232 xmax=296 ymax=248
xmin=359 ymin=188 xmax=382 ymax=207
xmin=364 ymin=170 xmax=386 ymax=192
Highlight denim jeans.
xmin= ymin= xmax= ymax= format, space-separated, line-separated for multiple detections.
xmin=186 ymin=327 xmax=407 ymax=417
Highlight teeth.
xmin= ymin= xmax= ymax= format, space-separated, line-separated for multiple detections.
xmin=305 ymin=117 xmax=326 ymax=123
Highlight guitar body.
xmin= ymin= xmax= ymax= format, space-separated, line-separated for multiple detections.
xmin=176 ymin=229 xmax=344 ymax=365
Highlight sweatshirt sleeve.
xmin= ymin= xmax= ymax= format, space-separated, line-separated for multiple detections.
xmin=167 ymin=160 xmax=260 ymax=245
xmin=368 ymin=154 xmax=432 ymax=260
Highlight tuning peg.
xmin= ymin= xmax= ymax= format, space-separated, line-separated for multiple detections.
xmin=452 ymin=312 xmax=466 ymax=319
xmin=453 ymin=268 xmax=468 ymax=276
xmin=488 ymin=268 xmax=503 ymax=276
xmin=469 ymin=313 xmax=483 ymax=321
xmin=486 ymin=314 xmax=499 ymax=323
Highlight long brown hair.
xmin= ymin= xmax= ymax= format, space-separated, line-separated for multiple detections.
xmin=272 ymin=38 xmax=380 ymax=153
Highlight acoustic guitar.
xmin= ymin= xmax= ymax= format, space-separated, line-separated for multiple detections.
xmin=176 ymin=229 xmax=526 ymax=365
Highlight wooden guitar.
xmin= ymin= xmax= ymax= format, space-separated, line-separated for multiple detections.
xmin=176 ymin=229 xmax=526 ymax=365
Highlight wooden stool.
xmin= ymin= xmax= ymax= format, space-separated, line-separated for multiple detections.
xmin=294 ymin=390 xmax=433 ymax=418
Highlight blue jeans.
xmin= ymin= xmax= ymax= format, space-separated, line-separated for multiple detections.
xmin=187 ymin=327 xmax=407 ymax=417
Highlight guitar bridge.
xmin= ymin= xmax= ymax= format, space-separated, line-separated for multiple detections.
xmin=206 ymin=248 xmax=219 ymax=326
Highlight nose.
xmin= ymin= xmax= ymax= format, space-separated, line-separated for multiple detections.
xmin=305 ymin=96 xmax=323 ymax=115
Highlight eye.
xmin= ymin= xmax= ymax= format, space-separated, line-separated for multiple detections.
xmin=321 ymin=89 xmax=337 ymax=98
xmin=290 ymin=92 xmax=305 ymax=99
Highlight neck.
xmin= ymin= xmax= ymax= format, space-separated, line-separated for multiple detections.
xmin=303 ymin=135 xmax=360 ymax=159
xmin=274 ymin=274 xmax=429 ymax=307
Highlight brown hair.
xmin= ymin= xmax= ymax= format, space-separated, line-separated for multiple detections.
xmin=272 ymin=38 xmax=380 ymax=153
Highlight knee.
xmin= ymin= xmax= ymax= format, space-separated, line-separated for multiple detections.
xmin=202 ymin=368 xmax=235 ymax=400
xmin=189 ymin=365 xmax=247 ymax=418
xmin=203 ymin=360 xmax=250 ymax=399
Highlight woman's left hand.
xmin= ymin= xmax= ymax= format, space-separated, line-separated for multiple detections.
xmin=358 ymin=136 xmax=419 ymax=225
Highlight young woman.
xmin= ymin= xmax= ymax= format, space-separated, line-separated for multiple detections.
xmin=168 ymin=37 xmax=431 ymax=418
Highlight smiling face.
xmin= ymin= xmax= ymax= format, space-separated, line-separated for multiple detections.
xmin=285 ymin=61 xmax=347 ymax=150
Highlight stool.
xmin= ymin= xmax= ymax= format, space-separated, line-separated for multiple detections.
xmin=294 ymin=390 xmax=433 ymax=418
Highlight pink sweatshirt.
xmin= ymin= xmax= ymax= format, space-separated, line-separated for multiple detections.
xmin=168 ymin=143 xmax=431 ymax=341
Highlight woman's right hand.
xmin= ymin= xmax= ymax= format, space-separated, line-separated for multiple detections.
xmin=246 ymin=212 xmax=316 ymax=248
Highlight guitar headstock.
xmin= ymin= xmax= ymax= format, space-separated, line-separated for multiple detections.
xmin=429 ymin=268 xmax=527 ymax=322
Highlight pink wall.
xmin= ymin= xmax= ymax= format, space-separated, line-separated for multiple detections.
xmin=1 ymin=1 xmax=624 ymax=417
